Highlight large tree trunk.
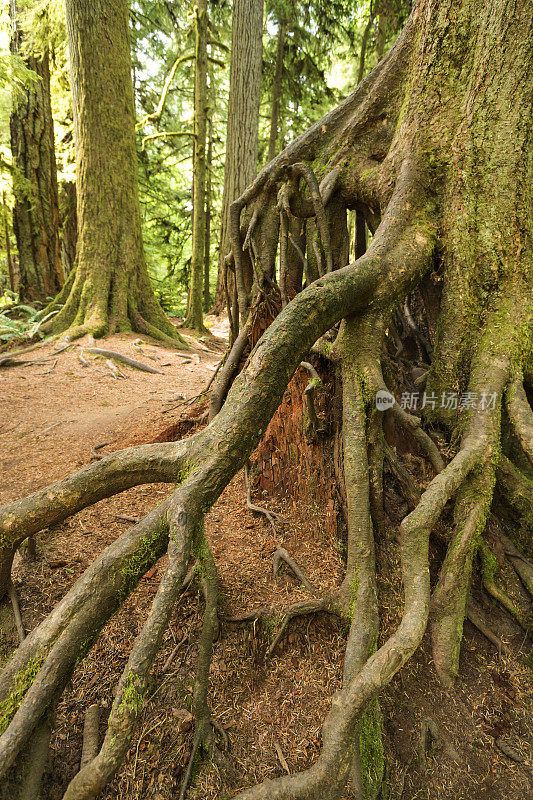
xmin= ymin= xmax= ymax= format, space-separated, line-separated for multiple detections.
xmin=44 ymin=0 xmax=183 ymax=344
xmin=9 ymin=9 xmax=63 ymax=305
xmin=183 ymin=0 xmax=208 ymax=332
xmin=212 ymin=0 xmax=263 ymax=314
xmin=0 ymin=2 xmax=531 ymax=799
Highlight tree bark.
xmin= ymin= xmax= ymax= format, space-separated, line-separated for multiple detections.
xmin=43 ymin=0 xmax=184 ymax=344
xmin=59 ymin=181 xmax=77 ymax=276
xmin=203 ymin=121 xmax=213 ymax=312
xmin=2 ymin=192 xmax=15 ymax=293
xmin=267 ymin=20 xmax=285 ymax=163
xmin=183 ymin=0 xmax=208 ymax=332
xmin=9 ymin=7 xmax=62 ymax=305
xmin=212 ymin=0 xmax=263 ymax=313
xmin=357 ymin=5 xmax=375 ymax=84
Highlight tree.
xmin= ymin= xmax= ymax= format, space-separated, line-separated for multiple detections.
xmin=9 ymin=2 xmax=63 ymax=304
xmin=0 ymin=1 xmax=532 ymax=799
xmin=183 ymin=0 xmax=209 ymax=332
xmin=43 ymin=0 xmax=183 ymax=343
xmin=267 ymin=15 xmax=285 ymax=162
xmin=213 ymin=0 xmax=263 ymax=318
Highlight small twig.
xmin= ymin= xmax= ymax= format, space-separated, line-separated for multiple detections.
xmin=273 ymin=736 xmax=290 ymax=775
xmin=244 ymin=460 xmax=283 ymax=534
xmin=8 ymin=580 xmax=25 ymax=642
xmin=40 ymin=418 xmax=75 ymax=435
xmin=132 ymin=717 xmax=165 ymax=781
xmin=78 ymin=350 xmax=90 ymax=367
xmin=115 ymin=514 xmax=140 ymax=524
xmin=91 ymin=441 xmax=113 ymax=460
xmin=105 ymin=358 xmax=126 ymax=379
xmin=162 ymin=632 xmax=189 ymax=673
xmin=35 ymin=358 xmax=58 ymax=375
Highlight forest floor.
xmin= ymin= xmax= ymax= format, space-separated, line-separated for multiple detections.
xmin=0 ymin=321 xmax=531 ymax=800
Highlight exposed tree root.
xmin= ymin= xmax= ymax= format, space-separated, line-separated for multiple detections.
xmin=466 ymin=602 xmax=510 ymax=657
xmin=7 ymin=581 xmax=25 ymax=643
xmin=506 ymin=377 xmax=533 ymax=467
xmin=272 ymin=547 xmax=316 ymax=594
xmin=79 ymin=704 xmax=100 ymax=770
xmin=85 ymin=347 xmax=166 ymax=374
xmin=179 ymin=538 xmax=222 ymax=800
xmin=499 ymin=533 xmax=533 ymax=599
xmin=479 ymin=540 xmax=531 ymax=635
xmin=300 ymin=361 xmax=327 ymax=439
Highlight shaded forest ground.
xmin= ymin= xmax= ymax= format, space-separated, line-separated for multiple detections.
xmin=0 ymin=325 xmax=531 ymax=800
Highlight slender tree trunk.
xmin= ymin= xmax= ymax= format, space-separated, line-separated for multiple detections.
xmin=2 ymin=192 xmax=15 ymax=294
xmin=204 ymin=121 xmax=212 ymax=313
xmin=357 ymin=4 xmax=375 ymax=83
xmin=212 ymin=0 xmax=263 ymax=313
xmin=43 ymin=0 xmax=183 ymax=344
xmin=267 ymin=20 xmax=285 ymax=163
xmin=59 ymin=181 xmax=77 ymax=276
xmin=9 ymin=6 xmax=62 ymax=304
xmin=183 ymin=0 xmax=208 ymax=332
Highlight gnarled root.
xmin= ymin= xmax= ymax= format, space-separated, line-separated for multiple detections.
xmin=506 ymin=377 xmax=533 ymax=467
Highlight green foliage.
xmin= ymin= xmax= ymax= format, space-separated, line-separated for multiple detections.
xmin=118 ymin=671 xmax=144 ymax=717
xmin=0 ymin=0 xmax=411 ymax=316
xmin=0 ymin=656 xmax=44 ymax=735
xmin=0 ymin=303 xmax=58 ymax=342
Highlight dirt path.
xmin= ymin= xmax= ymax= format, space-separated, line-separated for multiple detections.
xmin=0 ymin=331 xmax=222 ymax=504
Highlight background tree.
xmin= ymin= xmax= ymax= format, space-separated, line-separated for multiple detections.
xmin=183 ymin=0 xmax=209 ymax=332
xmin=213 ymin=0 xmax=264 ymax=318
xmin=9 ymin=1 xmax=62 ymax=304
xmin=44 ymin=0 xmax=183 ymax=343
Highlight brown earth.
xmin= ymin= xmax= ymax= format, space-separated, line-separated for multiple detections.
xmin=0 ymin=324 xmax=531 ymax=800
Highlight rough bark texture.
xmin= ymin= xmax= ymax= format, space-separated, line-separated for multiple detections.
xmin=10 ymin=8 xmax=63 ymax=304
xmin=59 ymin=181 xmax=77 ymax=276
xmin=0 ymin=2 xmax=531 ymax=799
xmin=213 ymin=0 xmax=263 ymax=313
xmin=44 ymin=0 xmax=183 ymax=345
xmin=183 ymin=0 xmax=208 ymax=332
xmin=267 ymin=20 xmax=285 ymax=163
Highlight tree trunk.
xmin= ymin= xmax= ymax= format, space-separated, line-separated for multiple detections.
xmin=59 ymin=181 xmax=77 ymax=276
xmin=44 ymin=0 xmax=184 ymax=345
xmin=212 ymin=0 xmax=263 ymax=314
xmin=267 ymin=20 xmax=285 ymax=163
xmin=183 ymin=0 xmax=208 ymax=332
xmin=2 ymin=192 xmax=15 ymax=294
xmin=203 ymin=122 xmax=213 ymax=313
xmin=10 ymin=8 xmax=62 ymax=305
xmin=357 ymin=5 xmax=375 ymax=84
